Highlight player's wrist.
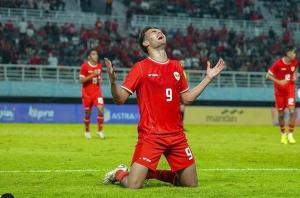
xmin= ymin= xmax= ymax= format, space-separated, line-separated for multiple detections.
xmin=205 ymin=75 xmax=213 ymax=81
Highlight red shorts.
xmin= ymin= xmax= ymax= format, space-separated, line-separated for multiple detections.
xmin=275 ymin=92 xmax=295 ymax=111
xmin=82 ymin=95 xmax=104 ymax=111
xmin=131 ymin=132 xmax=195 ymax=172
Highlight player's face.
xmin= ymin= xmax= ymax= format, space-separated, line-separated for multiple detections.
xmin=287 ymin=50 xmax=296 ymax=60
xmin=89 ymin=51 xmax=99 ymax=63
xmin=143 ymin=28 xmax=166 ymax=50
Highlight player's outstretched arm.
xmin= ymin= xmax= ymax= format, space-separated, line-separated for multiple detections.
xmin=181 ymin=58 xmax=225 ymax=104
xmin=104 ymin=58 xmax=130 ymax=104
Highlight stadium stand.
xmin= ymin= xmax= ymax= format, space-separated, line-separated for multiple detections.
xmin=123 ymin=0 xmax=263 ymax=20
xmin=0 ymin=0 xmax=299 ymax=72
xmin=0 ymin=0 xmax=66 ymax=11
xmin=262 ymin=0 xmax=300 ymax=23
xmin=0 ymin=19 xmax=297 ymax=72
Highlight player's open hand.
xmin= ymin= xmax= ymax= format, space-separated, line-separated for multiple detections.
xmin=206 ymin=58 xmax=225 ymax=80
xmin=104 ymin=58 xmax=117 ymax=84
xmin=92 ymin=69 xmax=100 ymax=76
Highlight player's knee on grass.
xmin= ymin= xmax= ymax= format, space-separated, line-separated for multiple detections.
xmin=127 ymin=180 xmax=144 ymax=189
xmin=126 ymin=163 xmax=148 ymax=189
xmin=180 ymin=177 xmax=198 ymax=187
xmin=176 ymin=164 xmax=198 ymax=187
xmin=126 ymin=173 xmax=146 ymax=189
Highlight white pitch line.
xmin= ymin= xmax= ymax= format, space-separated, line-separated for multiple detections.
xmin=0 ymin=169 xmax=102 ymax=173
xmin=1 ymin=168 xmax=300 ymax=173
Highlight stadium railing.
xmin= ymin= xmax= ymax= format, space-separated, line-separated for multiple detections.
xmin=0 ymin=64 xmax=278 ymax=88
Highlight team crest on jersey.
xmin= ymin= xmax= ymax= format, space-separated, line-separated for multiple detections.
xmin=173 ymin=72 xmax=180 ymax=81
xmin=291 ymin=66 xmax=295 ymax=72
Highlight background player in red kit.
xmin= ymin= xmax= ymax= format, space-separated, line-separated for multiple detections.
xmin=79 ymin=48 xmax=105 ymax=139
xmin=103 ymin=27 xmax=225 ymax=189
xmin=266 ymin=46 xmax=298 ymax=144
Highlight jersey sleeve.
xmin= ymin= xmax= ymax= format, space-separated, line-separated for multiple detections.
xmin=79 ymin=64 xmax=88 ymax=79
xmin=121 ymin=63 xmax=142 ymax=94
xmin=178 ymin=61 xmax=189 ymax=93
xmin=268 ymin=60 xmax=278 ymax=76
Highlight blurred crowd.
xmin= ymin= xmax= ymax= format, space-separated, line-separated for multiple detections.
xmin=0 ymin=0 xmax=299 ymax=72
xmin=165 ymin=24 xmax=296 ymax=72
xmin=124 ymin=0 xmax=263 ymax=21
xmin=263 ymin=0 xmax=300 ymax=23
xmin=0 ymin=0 xmax=65 ymax=11
xmin=0 ymin=18 xmax=121 ymax=67
xmin=0 ymin=18 xmax=297 ymax=72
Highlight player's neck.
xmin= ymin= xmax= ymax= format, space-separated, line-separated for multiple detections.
xmin=148 ymin=49 xmax=168 ymax=63
xmin=88 ymin=61 xmax=97 ymax=67
xmin=282 ymin=57 xmax=291 ymax=65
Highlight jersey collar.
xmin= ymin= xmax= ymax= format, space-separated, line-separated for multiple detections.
xmin=147 ymin=57 xmax=169 ymax=65
xmin=88 ymin=61 xmax=97 ymax=67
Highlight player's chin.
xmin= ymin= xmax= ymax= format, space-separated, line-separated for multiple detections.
xmin=157 ymin=40 xmax=167 ymax=47
xmin=160 ymin=38 xmax=166 ymax=43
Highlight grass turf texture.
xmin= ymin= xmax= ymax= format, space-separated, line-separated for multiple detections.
xmin=0 ymin=124 xmax=299 ymax=197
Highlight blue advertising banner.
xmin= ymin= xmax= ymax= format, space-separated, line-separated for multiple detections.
xmin=0 ymin=103 xmax=140 ymax=124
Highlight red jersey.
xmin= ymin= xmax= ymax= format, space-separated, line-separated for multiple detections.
xmin=79 ymin=61 xmax=103 ymax=97
xmin=122 ymin=57 xmax=189 ymax=137
xmin=268 ymin=58 xmax=298 ymax=95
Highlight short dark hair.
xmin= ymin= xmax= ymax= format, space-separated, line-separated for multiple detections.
xmin=86 ymin=48 xmax=98 ymax=57
xmin=284 ymin=45 xmax=296 ymax=55
xmin=138 ymin=26 xmax=159 ymax=54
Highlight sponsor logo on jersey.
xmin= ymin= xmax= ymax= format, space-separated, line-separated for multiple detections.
xmin=173 ymin=72 xmax=180 ymax=81
xmin=140 ymin=157 xmax=152 ymax=163
xmin=281 ymin=68 xmax=287 ymax=71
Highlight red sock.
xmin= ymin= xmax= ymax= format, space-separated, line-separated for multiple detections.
xmin=288 ymin=124 xmax=295 ymax=133
xmin=147 ymin=170 xmax=177 ymax=185
xmin=115 ymin=170 xmax=129 ymax=182
xmin=84 ymin=118 xmax=90 ymax=132
xmin=97 ymin=115 xmax=104 ymax=131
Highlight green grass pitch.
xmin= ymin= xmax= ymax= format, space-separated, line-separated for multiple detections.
xmin=0 ymin=124 xmax=300 ymax=197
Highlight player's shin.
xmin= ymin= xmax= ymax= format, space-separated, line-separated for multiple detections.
xmin=97 ymin=114 xmax=104 ymax=132
xmin=278 ymin=113 xmax=285 ymax=134
xmin=84 ymin=118 xmax=90 ymax=132
xmin=288 ymin=113 xmax=296 ymax=143
xmin=288 ymin=110 xmax=295 ymax=133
